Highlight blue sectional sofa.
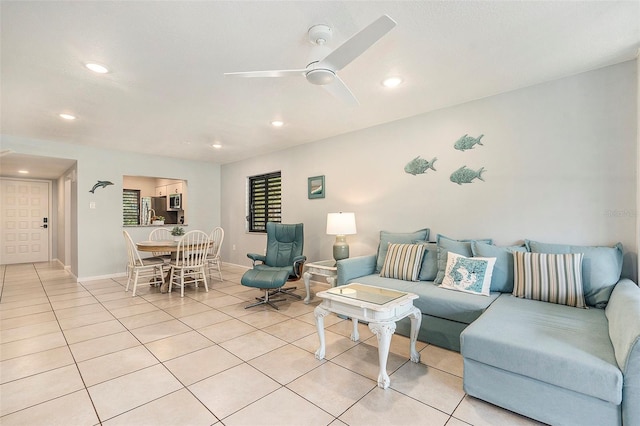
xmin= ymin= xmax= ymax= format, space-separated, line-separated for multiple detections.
xmin=336 ymin=230 xmax=640 ymax=426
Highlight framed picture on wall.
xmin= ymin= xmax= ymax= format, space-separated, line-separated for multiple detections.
xmin=308 ymin=175 xmax=325 ymax=199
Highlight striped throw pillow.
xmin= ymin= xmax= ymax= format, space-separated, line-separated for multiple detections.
xmin=380 ymin=243 xmax=426 ymax=281
xmin=513 ymin=252 xmax=586 ymax=308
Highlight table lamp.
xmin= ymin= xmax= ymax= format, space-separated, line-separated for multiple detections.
xmin=326 ymin=212 xmax=357 ymax=262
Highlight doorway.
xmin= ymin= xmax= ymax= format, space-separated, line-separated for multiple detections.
xmin=0 ymin=178 xmax=51 ymax=264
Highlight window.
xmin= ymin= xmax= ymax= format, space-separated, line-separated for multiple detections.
xmin=248 ymin=171 xmax=281 ymax=232
xmin=122 ymin=176 xmax=188 ymax=226
xmin=123 ymin=189 xmax=141 ymax=225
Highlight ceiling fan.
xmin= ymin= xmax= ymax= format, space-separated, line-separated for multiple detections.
xmin=224 ymin=15 xmax=397 ymax=106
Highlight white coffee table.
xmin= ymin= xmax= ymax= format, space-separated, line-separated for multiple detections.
xmin=314 ymin=283 xmax=422 ymax=389
xmin=303 ymin=260 xmax=338 ymax=304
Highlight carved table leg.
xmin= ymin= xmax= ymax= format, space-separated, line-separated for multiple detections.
xmin=408 ymin=306 xmax=422 ymax=363
xmin=303 ymin=271 xmax=312 ymax=304
xmin=368 ymin=321 xmax=397 ymax=389
xmin=314 ymin=305 xmax=330 ymax=360
xmin=350 ymin=318 xmax=359 ymax=342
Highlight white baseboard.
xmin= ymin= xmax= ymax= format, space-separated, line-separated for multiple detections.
xmin=221 ymin=262 xmax=250 ymax=270
xmin=77 ymin=272 xmax=127 ymax=282
xmin=53 ymin=258 xmax=78 ymax=280
xmin=54 ymin=258 xmax=71 ymax=271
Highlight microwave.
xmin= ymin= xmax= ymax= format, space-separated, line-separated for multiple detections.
xmin=168 ymin=193 xmax=181 ymax=210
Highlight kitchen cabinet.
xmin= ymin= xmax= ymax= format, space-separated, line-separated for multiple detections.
xmin=155 ymin=185 xmax=167 ymax=196
xmin=167 ymin=182 xmax=183 ymax=194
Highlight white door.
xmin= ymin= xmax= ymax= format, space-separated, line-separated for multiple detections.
xmin=0 ymin=179 xmax=50 ymax=264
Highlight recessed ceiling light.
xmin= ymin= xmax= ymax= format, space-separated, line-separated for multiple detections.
xmin=59 ymin=113 xmax=76 ymax=120
xmin=182 ymin=141 xmax=191 ymax=145
xmin=271 ymin=120 xmax=284 ymax=127
xmin=382 ymin=77 xmax=403 ymax=88
xmin=85 ymin=62 xmax=109 ymax=74
xmin=18 ymin=170 xmax=29 ymax=174
xmin=211 ymin=143 xmax=222 ymax=149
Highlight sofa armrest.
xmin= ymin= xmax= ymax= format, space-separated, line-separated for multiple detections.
xmin=336 ymin=255 xmax=376 ymax=286
xmin=605 ymin=278 xmax=640 ymax=425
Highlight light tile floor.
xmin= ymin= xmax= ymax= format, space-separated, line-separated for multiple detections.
xmin=0 ymin=262 xmax=544 ymax=425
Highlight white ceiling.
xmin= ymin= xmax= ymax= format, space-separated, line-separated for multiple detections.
xmin=0 ymin=152 xmax=76 ymax=180
xmin=1 ymin=1 xmax=638 ymax=167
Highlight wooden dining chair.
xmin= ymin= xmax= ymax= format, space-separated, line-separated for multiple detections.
xmin=206 ymin=227 xmax=224 ymax=282
xmin=169 ymin=230 xmax=211 ymax=297
xmin=123 ymin=230 xmax=165 ymax=296
xmin=148 ymin=228 xmax=173 ymax=262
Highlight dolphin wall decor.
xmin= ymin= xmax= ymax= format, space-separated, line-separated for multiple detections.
xmin=89 ymin=180 xmax=114 ymax=193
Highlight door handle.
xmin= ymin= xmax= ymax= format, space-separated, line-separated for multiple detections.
xmin=40 ymin=224 xmax=48 ymax=229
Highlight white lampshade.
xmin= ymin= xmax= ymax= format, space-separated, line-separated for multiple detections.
xmin=326 ymin=212 xmax=357 ymax=235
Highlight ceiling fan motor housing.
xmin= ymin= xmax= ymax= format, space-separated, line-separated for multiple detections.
xmin=308 ymin=24 xmax=332 ymax=45
xmin=305 ymin=68 xmax=335 ymax=85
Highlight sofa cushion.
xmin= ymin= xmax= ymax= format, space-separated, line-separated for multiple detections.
xmin=513 ymin=252 xmax=586 ymax=309
xmin=461 ymin=295 xmax=622 ymax=405
xmin=347 ymin=274 xmax=499 ymax=324
xmin=379 ymin=243 xmax=425 ymax=281
xmin=525 ymin=240 xmax=623 ymax=307
xmin=471 ymin=241 xmax=527 ymax=293
xmin=435 ymin=234 xmax=492 ymax=284
xmin=440 ymin=252 xmax=496 ymax=296
xmin=375 ymin=229 xmax=429 ymax=273
xmin=416 ymin=241 xmax=438 ymax=281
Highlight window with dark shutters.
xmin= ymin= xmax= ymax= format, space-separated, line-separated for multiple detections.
xmin=248 ymin=171 xmax=281 ymax=232
xmin=123 ymin=189 xmax=141 ymax=225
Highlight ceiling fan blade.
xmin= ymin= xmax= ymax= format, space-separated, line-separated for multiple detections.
xmin=319 ymin=15 xmax=396 ymax=71
xmin=322 ymin=75 xmax=359 ymax=106
xmin=224 ymin=69 xmax=306 ymax=78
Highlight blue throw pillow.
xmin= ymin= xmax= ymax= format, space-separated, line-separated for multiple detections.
xmin=375 ymin=229 xmax=429 ymax=273
xmin=525 ymin=240 xmax=623 ymax=308
xmin=471 ymin=241 xmax=527 ymax=293
xmin=435 ymin=234 xmax=492 ymax=284
xmin=416 ymin=241 xmax=438 ymax=281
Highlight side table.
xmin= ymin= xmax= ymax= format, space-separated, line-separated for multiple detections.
xmin=303 ymin=260 xmax=337 ymax=304
xmin=314 ymin=283 xmax=422 ymax=389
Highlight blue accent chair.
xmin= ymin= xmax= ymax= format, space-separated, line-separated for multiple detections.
xmin=241 ymin=222 xmax=306 ymax=310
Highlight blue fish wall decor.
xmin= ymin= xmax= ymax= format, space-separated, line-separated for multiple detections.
xmin=89 ymin=180 xmax=114 ymax=193
xmin=454 ymin=134 xmax=484 ymax=151
xmin=450 ymin=166 xmax=485 ymax=185
xmin=404 ymin=156 xmax=437 ymax=175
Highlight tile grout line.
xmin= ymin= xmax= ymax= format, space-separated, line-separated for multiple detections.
xmin=0 ymin=264 xmax=103 ymax=423
xmin=35 ymin=264 xmax=106 ymax=426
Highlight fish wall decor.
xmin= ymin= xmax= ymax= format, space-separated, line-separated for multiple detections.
xmin=89 ymin=180 xmax=114 ymax=193
xmin=404 ymin=156 xmax=437 ymax=175
xmin=450 ymin=166 xmax=485 ymax=185
xmin=454 ymin=134 xmax=484 ymax=151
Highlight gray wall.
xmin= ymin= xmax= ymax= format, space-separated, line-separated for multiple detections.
xmin=221 ymin=61 xmax=638 ymax=279
xmin=0 ymin=136 xmax=221 ymax=279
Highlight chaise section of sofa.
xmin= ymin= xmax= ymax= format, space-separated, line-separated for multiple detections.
xmin=460 ymin=278 xmax=640 ymax=426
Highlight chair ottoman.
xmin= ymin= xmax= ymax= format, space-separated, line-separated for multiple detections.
xmin=241 ymin=269 xmax=290 ymax=310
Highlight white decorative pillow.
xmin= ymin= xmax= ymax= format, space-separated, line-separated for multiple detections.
xmin=380 ymin=243 xmax=426 ymax=282
xmin=439 ymin=252 xmax=496 ymax=296
xmin=513 ymin=251 xmax=586 ymax=308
